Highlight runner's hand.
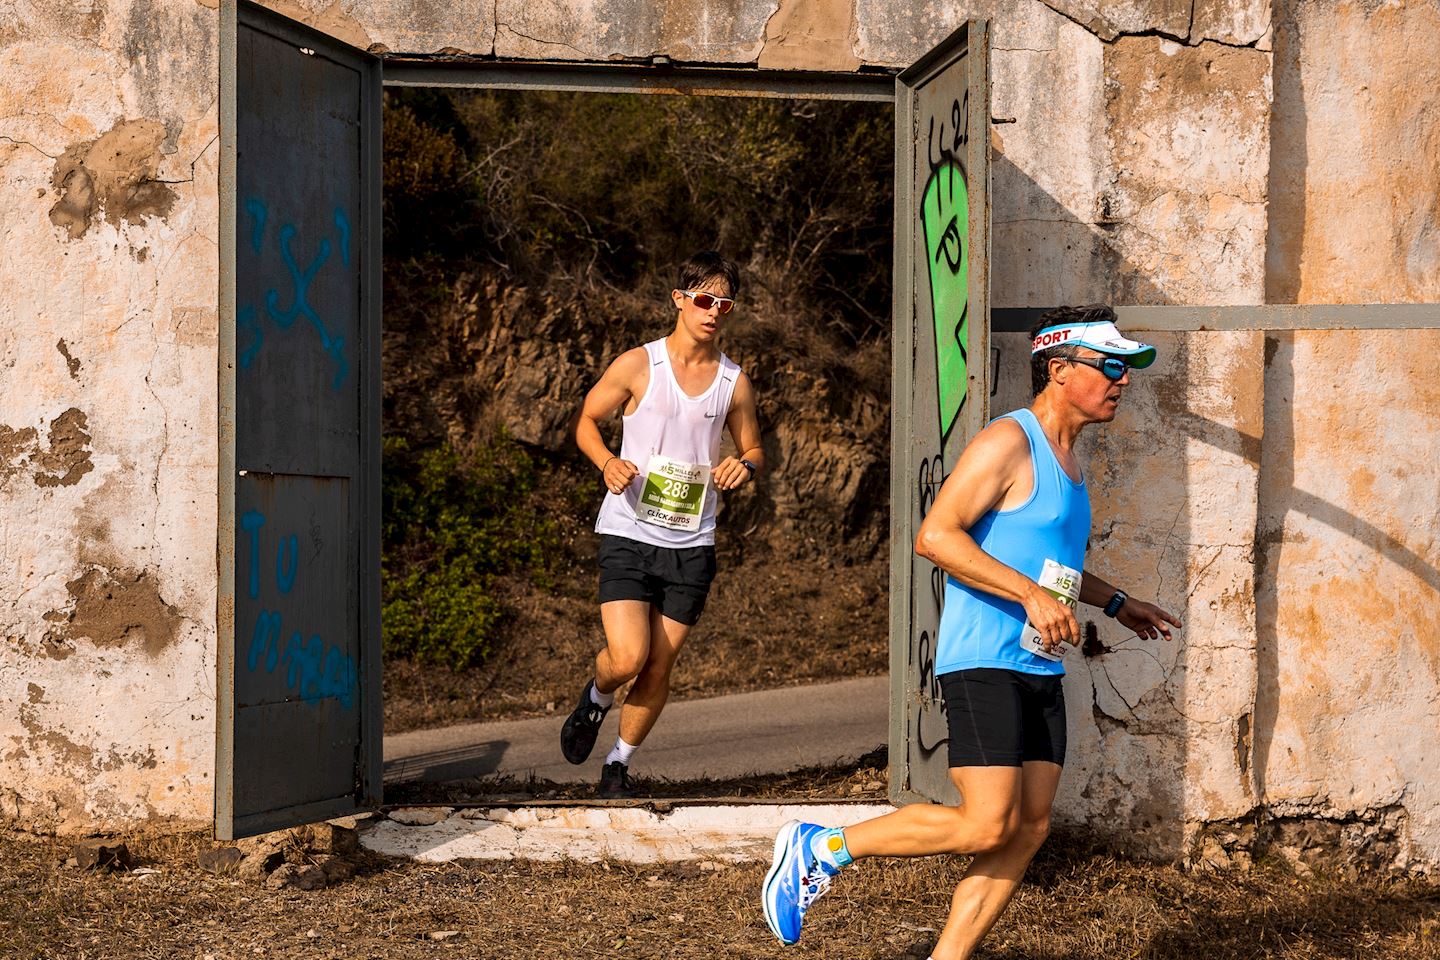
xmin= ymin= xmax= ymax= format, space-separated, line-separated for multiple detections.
xmin=603 ymin=458 xmax=639 ymax=495
xmin=1020 ymin=585 xmax=1080 ymax=653
xmin=711 ymin=457 xmax=751 ymax=491
xmin=1116 ymin=599 xmax=1181 ymax=641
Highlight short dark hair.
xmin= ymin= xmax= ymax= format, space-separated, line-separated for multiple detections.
xmin=1029 ymin=304 xmax=1117 ymax=396
xmin=677 ymin=251 xmax=741 ymax=299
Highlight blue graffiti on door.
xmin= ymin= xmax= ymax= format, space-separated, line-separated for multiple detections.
xmin=241 ymin=509 xmax=357 ymax=708
xmin=239 ymin=198 xmax=352 ymax=389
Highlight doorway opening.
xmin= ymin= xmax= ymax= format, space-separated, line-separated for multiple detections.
xmin=377 ymin=85 xmax=896 ymax=805
xmin=221 ymin=3 xmax=987 ymax=837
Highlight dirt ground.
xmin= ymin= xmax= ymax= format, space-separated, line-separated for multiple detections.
xmin=384 ymin=548 xmax=889 ymax=734
xmin=3 ymin=825 xmax=1436 ymax=960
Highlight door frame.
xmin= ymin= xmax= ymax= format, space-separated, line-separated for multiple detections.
xmin=218 ymin=7 xmax=994 ymax=835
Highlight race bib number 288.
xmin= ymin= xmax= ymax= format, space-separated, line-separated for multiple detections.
xmin=635 ymin=455 xmax=709 ymax=531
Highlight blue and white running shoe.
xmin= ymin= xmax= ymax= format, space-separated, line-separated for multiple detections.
xmin=762 ymin=820 xmax=838 ymax=945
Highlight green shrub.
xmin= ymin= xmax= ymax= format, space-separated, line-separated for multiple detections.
xmin=381 ymin=430 xmax=562 ymax=668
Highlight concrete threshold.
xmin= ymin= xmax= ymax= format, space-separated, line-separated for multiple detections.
xmin=361 ymin=802 xmax=896 ymax=864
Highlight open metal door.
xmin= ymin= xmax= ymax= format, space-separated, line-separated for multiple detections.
xmin=217 ymin=0 xmax=382 ymax=839
xmin=889 ymin=22 xmax=991 ymax=806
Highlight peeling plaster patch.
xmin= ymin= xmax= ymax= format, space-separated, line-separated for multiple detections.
xmin=31 ymin=408 xmax=95 ymax=488
xmin=1192 ymin=0 xmax=1270 ymax=48
xmin=26 ymin=683 xmax=44 ymax=703
xmin=0 ymin=424 xmax=39 ymax=484
xmin=1192 ymin=804 xmax=1415 ymax=874
xmin=759 ymin=0 xmax=860 ymax=71
xmin=48 ymin=567 xmax=181 ymax=656
xmin=56 ymin=338 xmax=81 ymax=379
xmin=48 ymin=119 xmax=177 ymax=240
xmin=17 ymin=704 xmax=161 ymax=775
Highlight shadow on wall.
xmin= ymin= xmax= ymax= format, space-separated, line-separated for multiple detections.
xmin=1265 ymin=0 xmax=1307 ymax=305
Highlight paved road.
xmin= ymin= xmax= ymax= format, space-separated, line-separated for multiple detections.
xmin=383 ymin=675 xmax=889 ymax=785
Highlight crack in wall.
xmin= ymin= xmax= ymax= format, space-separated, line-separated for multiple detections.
xmin=1039 ymin=0 xmax=1266 ymax=50
xmin=0 ymin=134 xmax=59 ymax=159
xmin=495 ymin=22 xmax=592 ymax=58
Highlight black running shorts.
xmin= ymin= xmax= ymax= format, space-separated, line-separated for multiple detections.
xmin=940 ymin=668 xmax=1067 ymax=768
xmin=596 ymin=534 xmax=717 ymax=626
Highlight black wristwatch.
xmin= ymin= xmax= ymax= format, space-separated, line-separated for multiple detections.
xmin=1103 ymin=590 xmax=1128 ymax=618
xmin=740 ymin=458 xmax=758 ymax=477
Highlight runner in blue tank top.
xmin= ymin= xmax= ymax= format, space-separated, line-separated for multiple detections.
xmin=763 ymin=305 xmax=1182 ymax=960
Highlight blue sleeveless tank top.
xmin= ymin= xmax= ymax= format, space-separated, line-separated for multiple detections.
xmin=934 ymin=408 xmax=1092 ymax=677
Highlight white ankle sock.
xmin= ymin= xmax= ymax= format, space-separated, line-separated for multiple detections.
xmin=604 ymin=737 xmax=638 ymax=767
xmin=589 ymin=681 xmax=615 ymax=708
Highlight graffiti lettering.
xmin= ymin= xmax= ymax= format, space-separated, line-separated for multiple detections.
xmin=911 ymin=95 xmax=974 ymax=763
xmin=241 ymin=509 xmax=357 ymax=709
xmin=925 ymin=91 xmax=970 ymax=174
xmin=239 ymin=197 xmax=351 ymax=389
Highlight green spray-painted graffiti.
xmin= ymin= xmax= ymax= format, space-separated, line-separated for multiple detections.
xmin=920 ymin=156 xmax=969 ymax=442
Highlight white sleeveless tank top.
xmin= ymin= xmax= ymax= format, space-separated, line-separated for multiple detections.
xmin=594 ymin=338 xmax=742 ymax=548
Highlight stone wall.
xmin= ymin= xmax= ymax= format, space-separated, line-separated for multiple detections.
xmin=0 ymin=0 xmax=221 ymax=830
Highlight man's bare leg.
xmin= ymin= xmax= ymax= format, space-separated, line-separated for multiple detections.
xmin=930 ymin=761 xmax=1062 ymax=960
xmin=617 ymin=607 xmax=691 ymax=746
xmin=594 ymin=600 xmax=654 ymax=695
xmin=843 ymin=766 xmax=1024 ymax=859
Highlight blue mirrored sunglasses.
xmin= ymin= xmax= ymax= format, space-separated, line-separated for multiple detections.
xmin=1066 ymin=355 xmax=1130 ymax=381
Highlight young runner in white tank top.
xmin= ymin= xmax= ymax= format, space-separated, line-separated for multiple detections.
xmin=561 ymin=252 xmax=764 ymax=799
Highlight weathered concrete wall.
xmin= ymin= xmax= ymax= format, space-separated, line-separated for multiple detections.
xmin=1267 ymin=0 xmax=1440 ymax=304
xmin=1256 ymin=331 xmax=1440 ymax=874
xmin=257 ymin=0 xmax=1274 ymax=304
xmin=0 ymin=2 xmax=220 ymax=830
xmin=0 ymin=0 xmax=1434 ymax=871
xmin=1254 ymin=0 xmax=1440 ymax=872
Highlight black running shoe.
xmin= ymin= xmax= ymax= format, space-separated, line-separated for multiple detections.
xmin=560 ymin=679 xmax=610 ymax=765
xmin=598 ymin=761 xmax=636 ymax=799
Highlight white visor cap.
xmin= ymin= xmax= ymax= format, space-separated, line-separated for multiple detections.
xmin=1030 ymin=320 xmax=1157 ymax=369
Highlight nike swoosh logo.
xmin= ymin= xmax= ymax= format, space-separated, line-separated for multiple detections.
xmin=704 ymin=413 xmax=717 ymax=418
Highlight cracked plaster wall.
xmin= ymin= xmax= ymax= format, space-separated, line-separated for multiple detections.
xmin=1256 ymin=331 xmax=1440 ymax=872
xmin=0 ymin=0 xmax=219 ymax=831
xmin=1255 ymin=1 xmax=1440 ymax=870
xmin=2 ymin=0 xmax=1435 ymax=867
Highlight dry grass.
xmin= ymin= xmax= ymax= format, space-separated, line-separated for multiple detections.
xmin=1 ymin=828 xmax=1436 ymax=960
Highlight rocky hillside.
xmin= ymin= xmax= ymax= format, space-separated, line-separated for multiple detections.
xmin=380 ymin=89 xmax=896 ymax=725
xmin=382 ymin=266 xmax=892 ymax=563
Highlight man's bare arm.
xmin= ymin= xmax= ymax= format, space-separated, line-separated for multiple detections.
xmin=575 ymin=347 xmax=647 ymax=494
xmin=1079 ymin=571 xmax=1182 ymax=641
xmin=716 ymin=371 xmax=763 ymax=491
xmin=914 ymin=418 xmax=1081 ymax=650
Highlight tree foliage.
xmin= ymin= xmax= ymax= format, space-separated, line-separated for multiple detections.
xmin=383 ymin=88 xmax=894 ymax=342
xmin=381 ymin=430 xmax=562 ymax=668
